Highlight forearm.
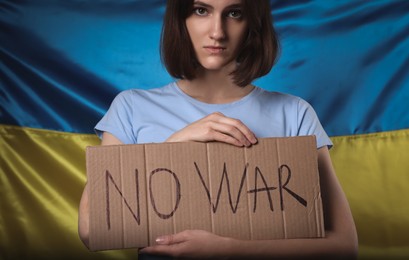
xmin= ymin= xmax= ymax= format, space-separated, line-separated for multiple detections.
xmin=224 ymin=231 xmax=357 ymax=260
xmin=78 ymin=183 xmax=90 ymax=248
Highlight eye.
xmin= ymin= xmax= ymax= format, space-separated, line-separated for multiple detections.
xmin=227 ymin=9 xmax=243 ymax=19
xmin=193 ymin=7 xmax=208 ymax=16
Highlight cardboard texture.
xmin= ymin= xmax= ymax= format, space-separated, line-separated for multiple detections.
xmin=86 ymin=136 xmax=325 ymax=251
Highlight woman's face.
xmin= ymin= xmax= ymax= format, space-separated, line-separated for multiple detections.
xmin=185 ymin=0 xmax=248 ymax=72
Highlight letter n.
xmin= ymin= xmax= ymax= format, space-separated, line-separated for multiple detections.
xmin=105 ymin=170 xmax=141 ymax=230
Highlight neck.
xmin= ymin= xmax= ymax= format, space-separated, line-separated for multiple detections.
xmin=177 ymin=67 xmax=254 ymax=104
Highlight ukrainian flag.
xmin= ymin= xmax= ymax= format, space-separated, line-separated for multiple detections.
xmin=1 ymin=1 xmax=408 ymax=259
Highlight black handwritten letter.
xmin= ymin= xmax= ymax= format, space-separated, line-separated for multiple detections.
xmin=194 ymin=162 xmax=248 ymax=214
xmin=105 ymin=170 xmax=141 ymax=230
xmin=278 ymin=165 xmax=307 ymax=211
xmin=149 ymin=168 xmax=181 ymax=219
xmin=247 ymin=166 xmax=277 ymax=212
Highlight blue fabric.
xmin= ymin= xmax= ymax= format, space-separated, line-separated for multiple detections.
xmin=1 ymin=0 xmax=408 ymax=136
xmin=95 ymin=83 xmax=332 ymax=148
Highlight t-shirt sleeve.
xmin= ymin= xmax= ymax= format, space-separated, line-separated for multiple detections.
xmin=94 ymin=90 xmax=136 ymax=144
xmin=297 ymin=98 xmax=333 ymax=149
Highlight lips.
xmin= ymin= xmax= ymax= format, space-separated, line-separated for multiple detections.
xmin=204 ymin=46 xmax=226 ymax=54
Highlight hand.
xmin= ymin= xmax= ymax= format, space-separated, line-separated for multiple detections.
xmin=166 ymin=112 xmax=257 ymax=147
xmin=139 ymin=230 xmax=232 ymax=259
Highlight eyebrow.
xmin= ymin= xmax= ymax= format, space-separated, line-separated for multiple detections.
xmin=193 ymin=1 xmax=243 ymax=10
xmin=193 ymin=1 xmax=212 ymax=8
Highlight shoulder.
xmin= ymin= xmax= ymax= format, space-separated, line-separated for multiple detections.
xmin=256 ymin=87 xmax=308 ymax=109
xmin=119 ymin=83 xmax=172 ymax=97
xmin=255 ymin=87 xmax=319 ymax=123
xmin=114 ymin=83 xmax=175 ymax=104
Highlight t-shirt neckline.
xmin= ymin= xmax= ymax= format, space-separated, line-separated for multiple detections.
xmin=170 ymin=82 xmax=261 ymax=108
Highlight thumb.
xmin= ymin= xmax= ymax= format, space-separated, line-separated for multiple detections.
xmin=155 ymin=234 xmax=174 ymax=245
xmin=155 ymin=232 xmax=187 ymax=245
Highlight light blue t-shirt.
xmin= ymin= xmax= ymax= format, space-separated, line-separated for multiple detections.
xmin=95 ymin=82 xmax=332 ymax=148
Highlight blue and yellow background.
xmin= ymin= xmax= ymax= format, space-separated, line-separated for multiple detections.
xmin=1 ymin=0 xmax=409 ymax=259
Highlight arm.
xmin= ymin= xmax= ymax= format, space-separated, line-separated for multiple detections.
xmin=140 ymin=146 xmax=358 ymax=259
xmin=78 ymin=132 xmax=123 ymax=248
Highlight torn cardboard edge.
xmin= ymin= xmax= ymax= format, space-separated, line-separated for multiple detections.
xmin=86 ymin=136 xmax=325 ymax=251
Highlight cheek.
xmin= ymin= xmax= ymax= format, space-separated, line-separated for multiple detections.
xmin=186 ymin=20 xmax=203 ymax=44
xmin=231 ymin=26 xmax=248 ymax=48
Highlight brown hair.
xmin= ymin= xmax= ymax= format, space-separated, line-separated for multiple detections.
xmin=160 ymin=0 xmax=280 ymax=87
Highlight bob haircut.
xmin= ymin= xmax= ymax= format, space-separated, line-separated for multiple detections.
xmin=160 ymin=0 xmax=280 ymax=87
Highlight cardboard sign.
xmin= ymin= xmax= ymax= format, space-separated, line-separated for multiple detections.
xmin=86 ymin=136 xmax=325 ymax=251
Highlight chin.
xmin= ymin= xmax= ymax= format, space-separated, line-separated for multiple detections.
xmin=202 ymin=65 xmax=225 ymax=71
xmin=199 ymin=60 xmax=235 ymax=72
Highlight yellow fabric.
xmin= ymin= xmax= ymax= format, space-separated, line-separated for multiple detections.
xmin=1 ymin=124 xmax=409 ymax=259
xmin=0 ymin=125 xmax=136 ymax=259
xmin=331 ymin=129 xmax=409 ymax=259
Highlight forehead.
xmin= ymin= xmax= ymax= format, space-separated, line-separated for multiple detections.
xmin=192 ymin=0 xmax=243 ymax=8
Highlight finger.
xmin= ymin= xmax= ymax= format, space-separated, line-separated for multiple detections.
xmin=155 ymin=231 xmax=189 ymax=245
xmin=139 ymin=245 xmax=174 ymax=255
xmin=217 ymin=117 xmax=257 ymax=145
xmin=155 ymin=235 xmax=173 ymax=245
xmin=207 ymin=120 xmax=256 ymax=147
xmin=209 ymin=122 xmax=250 ymax=146
xmin=208 ymin=113 xmax=257 ymax=145
xmin=209 ymin=130 xmax=245 ymax=147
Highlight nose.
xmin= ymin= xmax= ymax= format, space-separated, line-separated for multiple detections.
xmin=209 ymin=15 xmax=226 ymax=41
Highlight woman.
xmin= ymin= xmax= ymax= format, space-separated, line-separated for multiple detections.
xmin=79 ymin=0 xmax=358 ymax=258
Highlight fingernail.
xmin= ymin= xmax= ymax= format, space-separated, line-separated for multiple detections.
xmin=155 ymin=237 xmax=165 ymax=244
